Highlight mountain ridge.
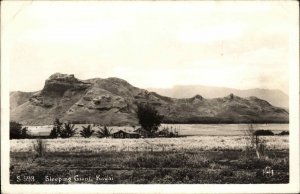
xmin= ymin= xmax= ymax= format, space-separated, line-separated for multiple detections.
xmin=10 ymin=73 xmax=289 ymax=125
xmin=148 ymin=85 xmax=288 ymax=108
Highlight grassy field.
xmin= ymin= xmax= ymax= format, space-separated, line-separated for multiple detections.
xmin=11 ymin=136 xmax=288 ymax=153
xmin=10 ymin=136 xmax=289 ymax=184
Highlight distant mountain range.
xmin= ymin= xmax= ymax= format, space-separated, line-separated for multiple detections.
xmin=10 ymin=73 xmax=289 ymax=125
xmin=148 ymin=85 xmax=288 ymax=108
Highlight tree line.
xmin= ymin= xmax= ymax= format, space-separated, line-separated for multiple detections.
xmin=10 ymin=103 xmax=164 ymax=139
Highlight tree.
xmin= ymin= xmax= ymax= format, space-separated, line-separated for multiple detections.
xmin=10 ymin=121 xmax=29 ymax=139
xmin=21 ymin=127 xmax=30 ymax=138
xmin=245 ymin=124 xmax=266 ymax=159
xmin=254 ymin=130 xmax=274 ymax=136
xmin=80 ymin=125 xmax=95 ymax=138
xmin=60 ymin=123 xmax=77 ymax=138
xmin=49 ymin=118 xmax=63 ymax=138
xmin=136 ymin=103 xmax=163 ymax=134
xmin=97 ymin=126 xmax=112 ymax=138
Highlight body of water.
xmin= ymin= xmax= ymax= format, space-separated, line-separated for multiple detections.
xmin=161 ymin=123 xmax=289 ymax=136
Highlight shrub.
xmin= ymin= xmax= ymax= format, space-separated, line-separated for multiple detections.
xmin=278 ymin=131 xmax=289 ymax=136
xmin=254 ymin=130 xmax=274 ymax=136
xmin=10 ymin=121 xmax=29 ymax=139
xmin=60 ymin=123 xmax=77 ymax=138
xmin=33 ymin=139 xmax=46 ymax=157
xmin=80 ymin=125 xmax=95 ymax=138
xmin=49 ymin=118 xmax=63 ymax=138
xmin=136 ymin=103 xmax=163 ymax=134
xmin=97 ymin=126 xmax=112 ymax=138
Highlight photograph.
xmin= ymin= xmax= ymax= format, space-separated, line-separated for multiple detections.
xmin=1 ymin=0 xmax=299 ymax=193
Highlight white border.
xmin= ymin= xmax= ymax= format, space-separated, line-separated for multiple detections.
xmin=1 ymin=1 xmax=299 ymax=193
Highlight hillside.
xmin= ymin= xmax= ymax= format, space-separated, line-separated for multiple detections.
xmin=148 ymin=85 xmax=288 ymax=108
xmin=10 ymin=91 xmax=36 ymax=110
xmin=10 ymin=73 xmax=289 ymax=125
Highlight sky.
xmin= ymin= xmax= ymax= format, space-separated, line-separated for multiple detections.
xmin=2 ymin=1 xmax=298 ymax=94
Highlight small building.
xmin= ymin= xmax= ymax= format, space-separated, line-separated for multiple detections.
xmin=112 ymin=130 xmax=140 ymax=138
xmin=134 ymin=128 xmax=152 ymax=138
xmin=157 ymin=129 xmax=169 ymax=137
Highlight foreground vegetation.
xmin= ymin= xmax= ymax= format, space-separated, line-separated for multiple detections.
xmin=10 ymin=150 xmax=289 ymax=184
xmin=11 ymin=136 xmax=288 ymax=153
xmin=10 ymin=136 xmax=289 ymax=184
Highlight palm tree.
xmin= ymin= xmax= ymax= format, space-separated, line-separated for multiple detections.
xmin=60 ymin=123 xmax=77 ymax=138
xmin=49 ymin=118 xmax=63 ymax=138
xmin=97 ymin=126 xmax=112 ymax=138
xmin=80 ymin=125 xmax=95 ymax=138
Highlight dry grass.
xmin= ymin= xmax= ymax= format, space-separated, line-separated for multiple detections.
xmin=10 ymin=136 xmax=288 ymax=153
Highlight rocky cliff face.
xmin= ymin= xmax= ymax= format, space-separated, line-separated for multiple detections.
xmin=10 ymin=73 xmax=289 ymax=125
